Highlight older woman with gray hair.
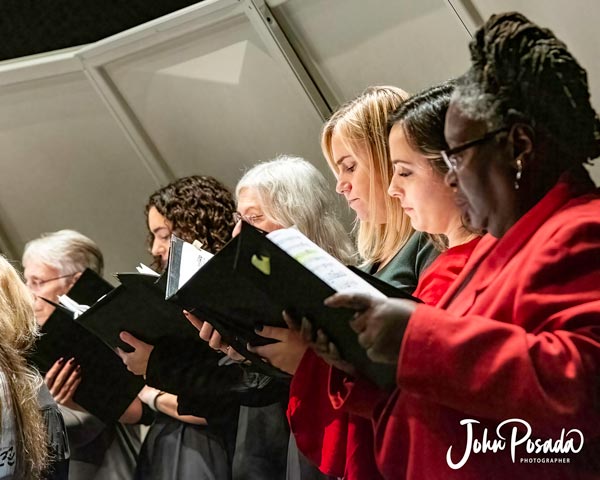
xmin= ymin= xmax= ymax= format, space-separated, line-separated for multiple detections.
xmin=22 ymin=230 xmax=142 ymax=480
xmin=158 ymin=155 xmax=351 ymax=480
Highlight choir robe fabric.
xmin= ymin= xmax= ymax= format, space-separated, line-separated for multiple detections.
xmin=358 ymin=170 xmax=600 ymax=479
xmin=288 ymin=232 xmax=439 ymax=479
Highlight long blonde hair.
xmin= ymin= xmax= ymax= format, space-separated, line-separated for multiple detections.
xmin=322 ymin=86 xmax=413 ymax=266
xmin=0 ymin=256 xmax=48 ymax=479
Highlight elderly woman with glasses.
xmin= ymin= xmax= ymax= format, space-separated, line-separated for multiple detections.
xmin=23 ymin=230 xmax=143 ymax=480
xmin=324 ymin=12 xmax=600 ymax=480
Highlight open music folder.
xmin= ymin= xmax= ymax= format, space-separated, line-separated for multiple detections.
xmin=165 ymin=234 xmax=290 ymax=378
xmin=166 ymin=223 xmax=419 ymax=388
xmin=30 ymin=269 xmax=144 ymax=424
xmin=75 ymin=270 xmax=200 ymax=352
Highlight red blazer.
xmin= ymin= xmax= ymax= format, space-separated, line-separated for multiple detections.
xmin=373 ymin=172 xmax=600 ymax=479
xmin=289 ymin=239 xmax=480 ymax=479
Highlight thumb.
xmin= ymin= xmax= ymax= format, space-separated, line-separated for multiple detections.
xmin=324 ymin=292 xmax=373 ymax=311
xmin=119 ymin=331 xmax=144 ymax=349
xmin=255 ymin=325 xmax=287 ymax=341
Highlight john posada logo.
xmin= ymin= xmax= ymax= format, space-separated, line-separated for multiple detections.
xmin=446 ymin=418 xmax=584 ymax=469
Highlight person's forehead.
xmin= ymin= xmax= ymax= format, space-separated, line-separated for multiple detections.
xmin=445 ymin=101 xmax=488 ymax=145
xmin=23 ymin=261 xmax=59 ymax=277
xmin=237 ymin=187 xmax=263 ymax=208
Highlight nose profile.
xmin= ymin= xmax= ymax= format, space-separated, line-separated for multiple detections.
xmin=387 ymin=177 xmax=402 ymax=198
xmin=336 ymin=177 xmax=350 ymax=195
xmin=151 ymin=238 xmax=164 ymax=257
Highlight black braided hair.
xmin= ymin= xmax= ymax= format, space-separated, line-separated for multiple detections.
xmin=456 ymin=12 xmax=600 ymax=166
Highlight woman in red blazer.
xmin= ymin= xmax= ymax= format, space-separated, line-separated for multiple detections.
xmin=325 ymin=12 xmax=600 ymax=480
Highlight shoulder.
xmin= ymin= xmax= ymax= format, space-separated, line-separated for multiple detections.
xmin=538 ymin=191 xmax=600 ymax=244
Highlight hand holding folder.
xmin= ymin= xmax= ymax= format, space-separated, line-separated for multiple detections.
xmin=233 ymin=223 xmax=420 ymax=388
xmin=30 ymin=269 xmax=144 ymax=424
xmin=165 ymin=234 xmax=290 ymax=378
xmin=166 ymin=223 xmax=419 ymax=388
xmin=76 ymin=271 xmax=200 ymax=352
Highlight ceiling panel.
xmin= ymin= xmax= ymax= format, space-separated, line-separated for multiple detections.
xmin=269 ymin=0 xmax=473 ymax=105
xmin=0 ymin=71 xmax=158 ymax=274
xmin=100 ymin=6 xmax=330 ymax=189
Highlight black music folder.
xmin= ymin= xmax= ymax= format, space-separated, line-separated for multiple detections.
xmin=31 ymin=308 xmax=144 ymax=424
xmin=66 ymin=268 xmax=114 ymax=305
xmin=168 ymin=223 xmax=418 ymax=388
xmin=233 ymin=222 xmax=421 ymax=388
xmin=165 ymin=234 xmax=290 ymax=378
xmin=76 ymin=272 xmax=201 ymax=352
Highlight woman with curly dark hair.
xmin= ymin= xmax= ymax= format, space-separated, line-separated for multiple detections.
xmin=118 ymin=175 xmax=238 ymax=480
xmin=145 ymin=175 xmax=236 ymax=271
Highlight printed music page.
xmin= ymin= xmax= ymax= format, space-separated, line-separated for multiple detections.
xmin=266 ymin=228 xmax=386 ymax=299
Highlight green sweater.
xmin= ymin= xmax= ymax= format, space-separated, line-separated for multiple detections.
xmin=367 ymin=231 xmax=438 ymax=294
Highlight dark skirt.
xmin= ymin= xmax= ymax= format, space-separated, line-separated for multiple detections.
xmin=232 ymin=403 xmax=289 ymax=480
xmin=135 ymin=413 xmax=231 ymax=480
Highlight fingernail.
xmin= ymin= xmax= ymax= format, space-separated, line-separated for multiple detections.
xmin=76 ymin=365 xmax=82 ymax=372
xmin=255 ymin=324 xmax=263 ymax=332
xmin=68 ymin=358 xmax=75 ymax=364
xmin=57 ymin=357 xmax=64 ymax=364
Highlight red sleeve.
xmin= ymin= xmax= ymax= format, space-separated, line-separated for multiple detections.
xmin=328 ymin=367 xmax=389 ymax=419
xmin=398 ymin=223 xmax=600 ymax=436
xmin=287 ymin=350 xmax=348 ymax=477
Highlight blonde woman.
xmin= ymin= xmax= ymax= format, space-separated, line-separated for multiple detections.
xmin=0 ymin=255 xmax=48 ymax=479
xmin=250 ymin=87 xmax=438 ymax=480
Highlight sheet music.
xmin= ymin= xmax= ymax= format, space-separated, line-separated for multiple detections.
xmin=179 ymin=240 xmax=214 ymax=289
xmin=136 ymin=263 xmax=160 ymax=277
xmin=58 ymin=294 xmax=90 ymax=319
xmin=267 ymin=228 xmax=386 ymax=298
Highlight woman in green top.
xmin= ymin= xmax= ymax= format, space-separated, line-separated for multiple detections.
xmin=321 ymin=85 xmax=437 ymax=288
xmin=249 ymin=85 xmax=438 ymax=480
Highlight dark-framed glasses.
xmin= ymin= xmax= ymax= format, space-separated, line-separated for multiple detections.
xmin=441 ymin=126 xmax=509 ymax=172
xmin=26 ymin=273 xmax=78 ymax=291
xmin=233 ymin=212 xmax=264 ymax=226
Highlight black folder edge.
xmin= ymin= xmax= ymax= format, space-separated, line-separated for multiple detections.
xmin=165 ymin=235 xmax=184 ymax=299
xmin=164 ymin=234 xmax=290 ymax=379
xmin=233 ymin=222 xmax=411 ymax=389
xmin=76 ymin=279 xmax=200 ymax=353
xmin=31 ymin=301 xmax=144 ymax=424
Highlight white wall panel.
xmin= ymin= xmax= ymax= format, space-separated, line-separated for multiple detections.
xmin=270 ymin=0 xmax=473 ymax=104
xmin=0 ymin=71 xmax=157 ymax=274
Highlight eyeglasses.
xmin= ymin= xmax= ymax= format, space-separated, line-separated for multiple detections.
xmin=233 ymin=212 xmax=264 ymax=226
xmin=26 ymin=273 xmax=77 ymax=291
xmin=441 ymin=126 xmax=509 ymax=172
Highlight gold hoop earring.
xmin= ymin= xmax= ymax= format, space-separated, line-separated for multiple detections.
xmin=514 ymin=157 xmax=523 ymax=190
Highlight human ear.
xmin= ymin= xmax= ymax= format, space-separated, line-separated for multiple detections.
xmin=509 ymin=123 xmax=535 ymax=163
xmin=68 ymin=271 xmax=83 ymax=289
